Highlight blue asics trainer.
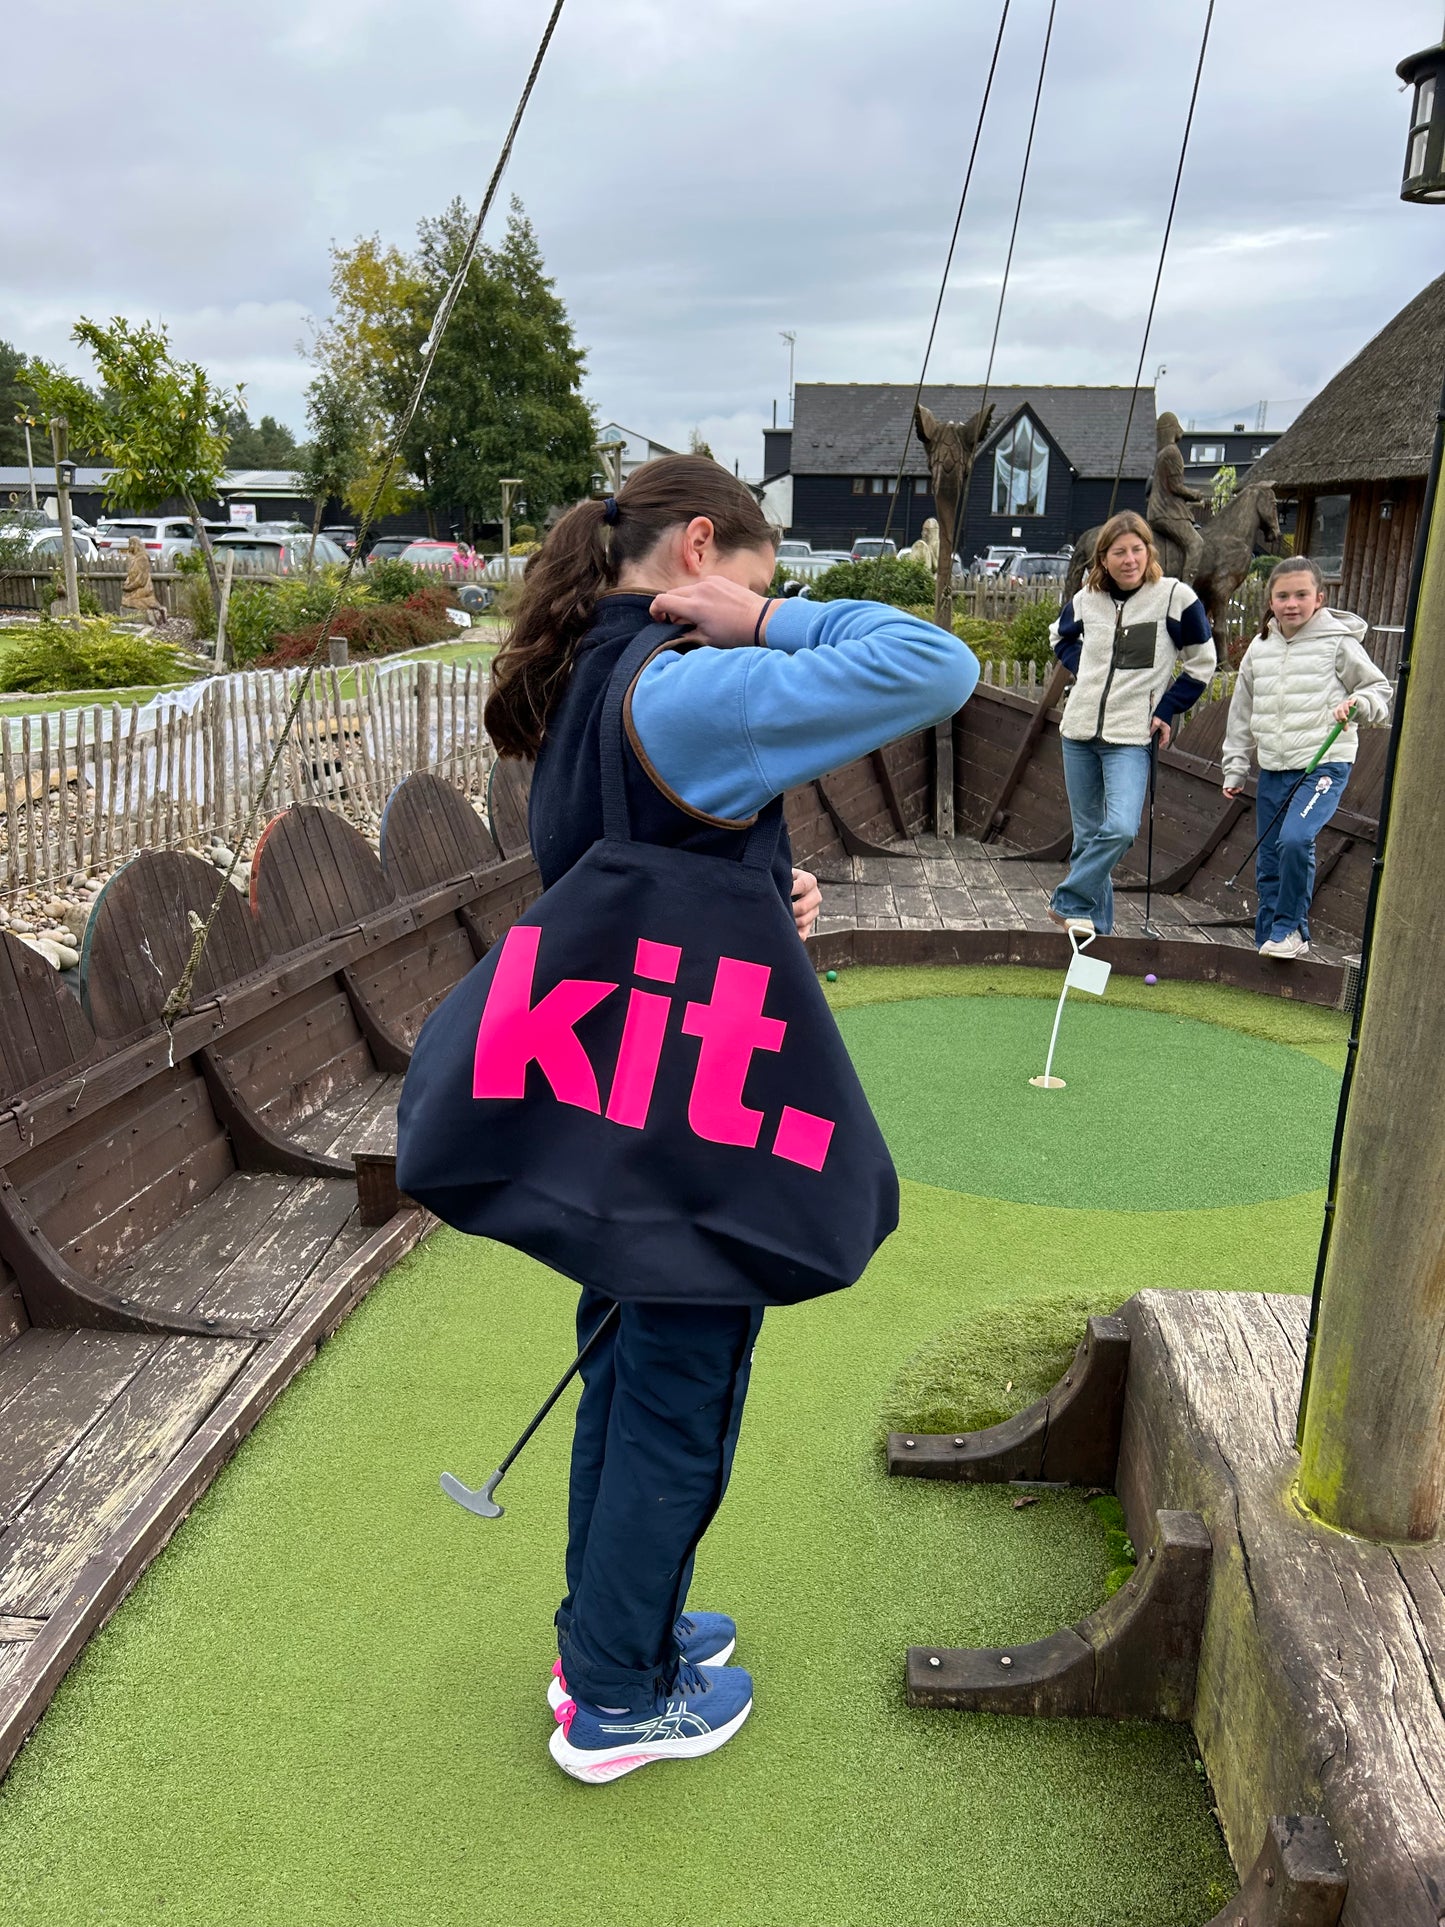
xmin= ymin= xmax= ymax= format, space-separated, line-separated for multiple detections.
xmin=549 ymin=1660 xmax=754 ymax=1785
xmin=547 ymin=1611 xmax=736 ymax=1711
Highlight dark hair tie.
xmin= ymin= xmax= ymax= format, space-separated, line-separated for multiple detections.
xmin=602 ymin=495 xmax=619 ymax=525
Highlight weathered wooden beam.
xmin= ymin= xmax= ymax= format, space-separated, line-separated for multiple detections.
xmin=1298 ymin=405 xmax=1445 ymax=1540
xmin=195 ymin=1051 xmax=352 ymax=1180
xmin=1115 ymin=795 xmax=1249 ymax=896
xmin=1201 ymin=1816 xmax=1346 ymax=1927
xmin=980 ymin=662 xmax=1069 ymax=840
xmin=887 ymin=1315 xmax=1129 ymax=1485
xmin=907 ymin=1509 xmax=1211 ymax=1720
xmin=812 ymin=774 xmax=896 ymax=860
xmin=0 ymin=1175 xmax=266 ymax=1339
xmin=339 ymin=967 xmax=412 ymax=1073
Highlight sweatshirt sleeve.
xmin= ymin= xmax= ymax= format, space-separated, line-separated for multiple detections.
xmin=629 ymin=597 xmax=979 ymax=822
xmin=1221 ymin=649 xmax=1256 ymax=788
xmin=1156 ymin=591 xmax=1217 ymax=727
xmin=1051 ymin=599 xmax=1084 ymax=678
xmin=1335 ymin=636 xmax=1393 ymax=725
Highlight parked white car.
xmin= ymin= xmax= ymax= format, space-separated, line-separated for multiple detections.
xmin=21 ymin=523 xmax=98 ymax=563
xmin=978 ymin=543 xmax=1030 ymax=577
xmin=93 ymin=516 xmax=201 ymax=564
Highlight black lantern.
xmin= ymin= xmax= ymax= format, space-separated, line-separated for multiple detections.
xmin=54 ymin=458 xmax=77 ymax=490
xmin=1398 ymin=30 xmax=1445 ymax=203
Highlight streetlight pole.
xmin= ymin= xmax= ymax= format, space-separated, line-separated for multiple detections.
xmin=780 ymin=331 xmax=796 ymax=426
xmin=49 ymin=418 xmax=80 ymax=621
xmin=13 ymin=414 xmax=38 ymax=510
xmin=499 ymin=477 xmax=523 ymax=586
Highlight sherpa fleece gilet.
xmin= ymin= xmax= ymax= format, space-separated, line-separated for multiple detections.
xmin=1053 ymin=577 xmax=1216 ymax=746
xmin=1221 ymin=607 xmax=1392 ymax=785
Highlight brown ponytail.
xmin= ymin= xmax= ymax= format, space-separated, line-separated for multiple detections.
xmin=483 ymin=454 xmax=777 ymax=758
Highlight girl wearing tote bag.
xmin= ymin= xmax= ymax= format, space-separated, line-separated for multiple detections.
xmin=397 ymin=455 xmax=978 ymax=1782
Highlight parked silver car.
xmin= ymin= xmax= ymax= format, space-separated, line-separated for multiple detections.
xmin=210 ymin=531 xmax=350 ymax=575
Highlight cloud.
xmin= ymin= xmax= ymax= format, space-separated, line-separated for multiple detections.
xmin=2 ymin=0 xmax=1439 ymax=476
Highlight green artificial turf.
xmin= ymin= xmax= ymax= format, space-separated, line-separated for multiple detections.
xmin=835 ymin=997 xmax=1338 ymax=1211
xmin=0 ymin=975 xmax=1337 ymax=1926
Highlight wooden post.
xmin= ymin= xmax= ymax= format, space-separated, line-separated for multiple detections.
xmin=213 ymin=550 xmax=235 ymax=670
xmin=1297 ymin=408 xmax=1445 ymax=1543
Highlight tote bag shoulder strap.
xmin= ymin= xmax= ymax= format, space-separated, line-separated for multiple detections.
xmin=599 ymin=623 xmax=783 ymax=873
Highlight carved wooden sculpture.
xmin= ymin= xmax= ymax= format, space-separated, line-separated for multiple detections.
xmin=914 ymin=402 xmax=994 ymax=634
xmin=1146 ymin=410 xmax=1206 ymax=581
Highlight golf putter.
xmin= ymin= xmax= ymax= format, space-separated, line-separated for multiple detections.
xmin=441 ymin=1302 xmax=621 ymax=1519
xmin=1141 ymin=733 xmax=1161 ymax=939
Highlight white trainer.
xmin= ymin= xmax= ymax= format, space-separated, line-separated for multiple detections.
xmin=1259 ymin=931 xmax=1310 ymax=959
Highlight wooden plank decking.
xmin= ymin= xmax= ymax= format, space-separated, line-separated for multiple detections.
xmin=811 ymin=832 xmax=1356 ymax=971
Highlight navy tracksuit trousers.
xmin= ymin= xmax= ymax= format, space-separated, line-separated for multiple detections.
xmin=555 ymin=1287 xmax=764 ymax=1713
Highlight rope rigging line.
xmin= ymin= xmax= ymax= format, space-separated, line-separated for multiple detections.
xmin=975 ymin=0 xmax=1058 ymax=431
xmin=878 ymin=0 xmax=1013 ymax=551
xmin=158 ymin=0 xmax=569 ymax=1028
xmin=1105 ymin=0 xmax=1216 ymax=519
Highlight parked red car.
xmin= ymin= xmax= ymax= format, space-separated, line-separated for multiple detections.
xmin=397 ymin=539 xmax=478 ymax=569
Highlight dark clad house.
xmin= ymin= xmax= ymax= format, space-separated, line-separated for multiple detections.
xmin=1179 ymin=426 xmax=1281 ymax=489
xmin=771 ymin=383 xmax=1157 ymax=560
xmin=1248 ymin=271 xmax=1445 ymax=654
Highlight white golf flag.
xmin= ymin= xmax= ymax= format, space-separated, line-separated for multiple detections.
xmin=1064 ymin=950 xmax=1111 ymax=997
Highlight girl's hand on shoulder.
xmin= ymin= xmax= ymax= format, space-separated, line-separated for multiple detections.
xmin=649 ymin=577 xmax=774 ymax=648
xmin=791 ymin=868 xmax=821 ymax=940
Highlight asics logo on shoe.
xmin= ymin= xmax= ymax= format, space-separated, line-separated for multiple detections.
xmin=598 ymin=1702 xmax=717 ymax=1743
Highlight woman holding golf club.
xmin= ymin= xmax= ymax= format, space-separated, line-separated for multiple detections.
xmin=1222 ymin=557 xmax=1391 ymax=958
xmin=1048 ymin=511 xmax=1216 ymax=937
xmin=472 ymin=455 xmax=977 ymax=1783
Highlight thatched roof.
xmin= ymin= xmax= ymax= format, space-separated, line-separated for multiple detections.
xmin=1249 ymin=274 xmax=1445 ymax=491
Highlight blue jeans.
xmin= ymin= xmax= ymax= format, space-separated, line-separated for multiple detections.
xmin=1254 ymin=761 xmax=1350 ymax=945
xmin=556 ymin=1287 xmax=763 ymax=1712
xmin=1052 ymin=738 xmax=1151 ymax=936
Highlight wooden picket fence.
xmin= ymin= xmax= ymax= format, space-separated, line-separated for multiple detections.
xmin=0 ymin=555 xmax=286 ymax=618
xmin=0 ymin=657 xmax=493 ymax=896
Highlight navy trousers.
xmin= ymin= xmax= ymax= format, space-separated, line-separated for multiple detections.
xmin=555 ymin=1287 xmax=764 ymax=1713
xmin=1254 ymin=761 xmax=1351 ymax=945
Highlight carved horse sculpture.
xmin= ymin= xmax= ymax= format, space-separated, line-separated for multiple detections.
xmin=1064 ymin=482 xmax=1281 ymax=631
xmin=915 ymin=402 xmax=994 ymax=632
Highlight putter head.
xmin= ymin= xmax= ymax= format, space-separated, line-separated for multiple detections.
xmin=440 ymin=1468 xmax=505 ymax=1518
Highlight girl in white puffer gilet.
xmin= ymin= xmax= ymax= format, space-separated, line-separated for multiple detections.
xmin=1222 ymin=558 xmax=1391 ymax=958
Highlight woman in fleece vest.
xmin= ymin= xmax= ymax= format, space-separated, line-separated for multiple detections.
xmin=1221 ymin=556 xmax=1391 ymax=958
xmin=482 ymin=456 xmax=978 ymax=1783
xmin=1049 ymin=511 xmax=1216 ymax=936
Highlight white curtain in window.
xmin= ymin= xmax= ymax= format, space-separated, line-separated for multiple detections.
xmin=993 ymin=418 xmax=1049 ymax=515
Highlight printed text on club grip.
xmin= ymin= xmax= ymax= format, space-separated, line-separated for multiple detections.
xmin=471 ymin=927 xmax=836 ymax=1172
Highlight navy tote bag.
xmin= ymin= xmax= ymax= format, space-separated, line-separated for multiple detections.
xmin=396 ymin=626 xmax=899 ymax=1307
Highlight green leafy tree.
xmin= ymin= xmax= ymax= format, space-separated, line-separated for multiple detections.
xmin=689 ymin=428 xmax=716 ymax=461
xmin=225 ymin=410 xmax=301 ymax=466
xmin=1209 ymin=464 xmax=1238 ymax=516
xmin=26 ymin=317 xmax=235 ymax=602
xmin=0 ymin=340 xmax=40 ymax=468
xmin=296 ymin=370 xmax=370 ymax=566
xmin=313 ymin=196 xmax=594 ymax=538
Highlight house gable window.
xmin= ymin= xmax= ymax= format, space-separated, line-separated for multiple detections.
xmin=1190 ymin=442 xmax=1225 ymax=463
xmin=992 ymin=416 xmax=1049 ymax=516
xmin=852 ymin=477 xmax=866 ymax=495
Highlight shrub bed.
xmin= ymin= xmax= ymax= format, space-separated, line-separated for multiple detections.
xmin=0 ymin=618 xmax=188 ymax=692
xmin=258 ymin=586 xmax=459 ymax=665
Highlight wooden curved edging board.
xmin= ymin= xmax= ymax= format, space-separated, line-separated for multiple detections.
xmin=0 ymin=930 xmax=102 ymax=1104
xmin=80 ymin=851 xmax=270 ymax=1039
xmin=380 ymin=771 xmax=499 ymax=895
xmin=487 ymin=758 xmax=533 ymax=859
xmin=805 ymin=924 xmax=1347 ymax=1009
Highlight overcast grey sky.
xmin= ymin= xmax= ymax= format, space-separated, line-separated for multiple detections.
xmin=5 ymin=0 xmax=1442 ymax=477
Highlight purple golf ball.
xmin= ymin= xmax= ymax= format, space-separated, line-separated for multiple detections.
xmin=1144 ymin=973 xmax=1158 ymax=985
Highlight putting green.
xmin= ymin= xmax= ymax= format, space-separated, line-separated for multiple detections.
xmin=0 ymin=975 xmax=1341 ymax=1926
xmin=836 ymin=997 xmax=1337 ymax=1210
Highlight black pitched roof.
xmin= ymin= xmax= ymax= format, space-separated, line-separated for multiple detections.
xmin=1248 ymin=273 xmax=1445 ymax=491
xmin=789 ymin=383 xmax=1157 ymax=480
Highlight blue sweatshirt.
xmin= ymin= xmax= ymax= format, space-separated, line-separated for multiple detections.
xmin=629 ymin=596 xmax=979 ymax=821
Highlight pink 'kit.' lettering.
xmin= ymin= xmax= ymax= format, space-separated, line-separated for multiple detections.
xmin=472 ymin=926 xmax=836 ymax=1170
